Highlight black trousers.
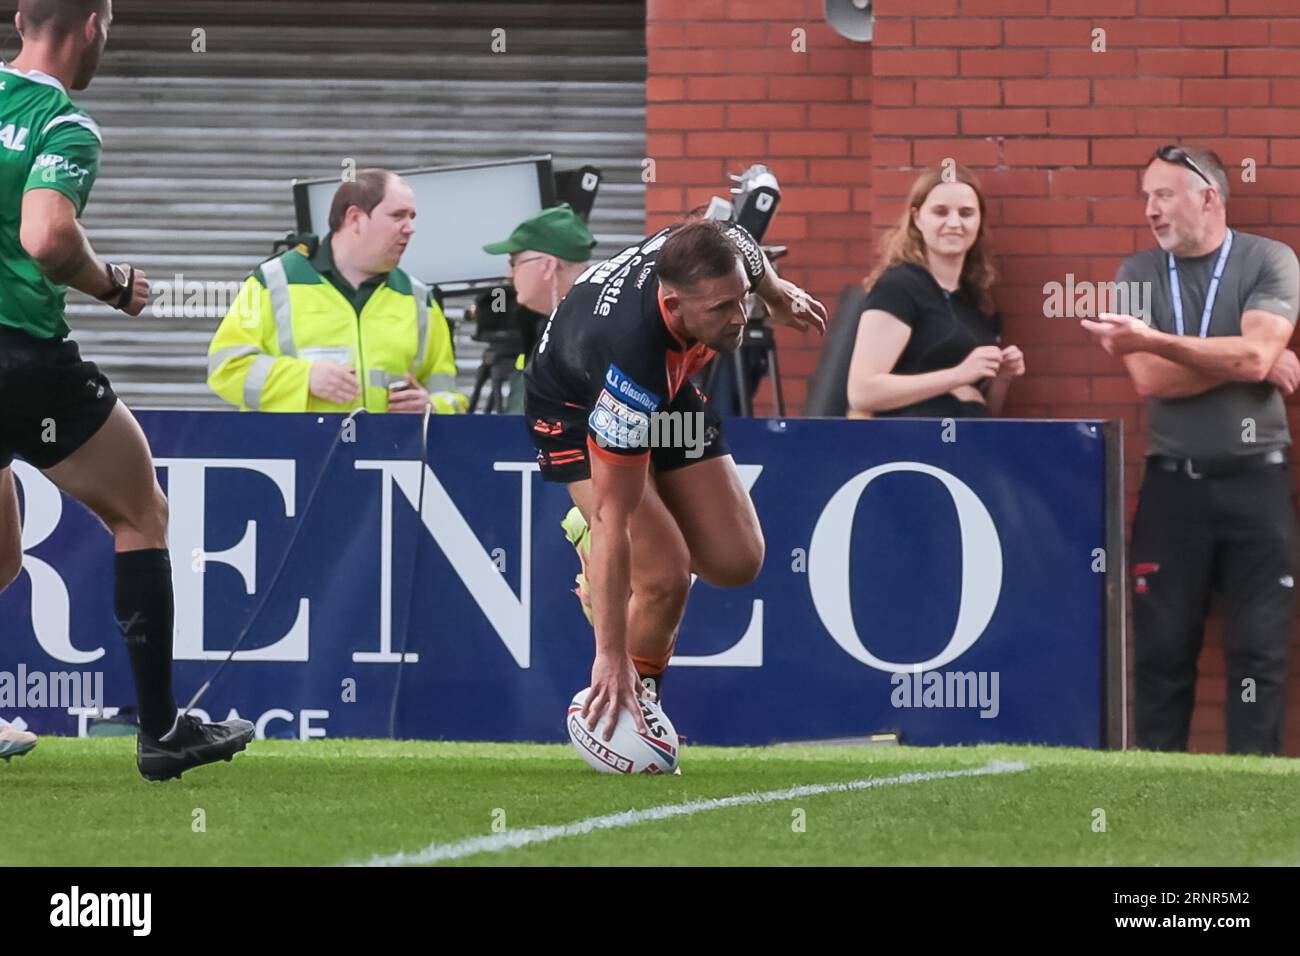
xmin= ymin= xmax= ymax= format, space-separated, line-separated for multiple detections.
xmin=1131 ymin=460 xmax=1297 ymax=755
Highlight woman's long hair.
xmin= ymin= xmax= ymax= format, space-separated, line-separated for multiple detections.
xmin=864 ymin=165 xmax=998 ymax=313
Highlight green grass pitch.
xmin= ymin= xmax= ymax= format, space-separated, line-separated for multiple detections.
xmin=3 ymin=739 xmax=1298 ymax=866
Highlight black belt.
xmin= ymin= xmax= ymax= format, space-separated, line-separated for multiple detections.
xmin=1148 ymin=449 xmax=1287 ymax=479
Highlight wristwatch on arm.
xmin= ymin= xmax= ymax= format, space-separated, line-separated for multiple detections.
xmin=95 ymin=262 xmax=135 ymax=311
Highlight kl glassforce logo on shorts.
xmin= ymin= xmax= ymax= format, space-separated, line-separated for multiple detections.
xmin=590 ymin=365 xmax=706 ymax=458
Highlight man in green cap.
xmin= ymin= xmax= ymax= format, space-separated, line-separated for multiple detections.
xmin=484 ymin=202 xmax=596 ymax=316
xmin=483 ymin=203 xmax=596 ymax=411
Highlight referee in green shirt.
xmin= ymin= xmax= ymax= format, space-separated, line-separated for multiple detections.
xmin=0 ymin=0 xmax=253 ymax=779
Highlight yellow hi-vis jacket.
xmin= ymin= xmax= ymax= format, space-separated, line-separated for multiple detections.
xmin=207 ymin=249 xmax=467 ymax=413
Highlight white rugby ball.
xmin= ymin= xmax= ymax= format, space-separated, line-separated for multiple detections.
xmin=566 ymin=687 xmax=680 ymax=775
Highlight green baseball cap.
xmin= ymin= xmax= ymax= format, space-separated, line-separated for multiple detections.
xmin=482 ymin=203 xmax=596 ymax=262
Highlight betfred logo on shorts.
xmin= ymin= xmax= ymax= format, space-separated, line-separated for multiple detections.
xmin=590 ymin=390 xmax=650 ymax=450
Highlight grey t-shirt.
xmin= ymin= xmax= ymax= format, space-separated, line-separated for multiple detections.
xmin=1116 ymin=231 xmax=1300 ymax=459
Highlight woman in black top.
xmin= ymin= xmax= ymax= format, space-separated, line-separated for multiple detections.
xmin=847 ymin=165 xmax=1025 ymax=417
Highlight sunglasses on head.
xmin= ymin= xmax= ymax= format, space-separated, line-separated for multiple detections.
xmin=1154 ymin=145 xmax=1215 ymax=189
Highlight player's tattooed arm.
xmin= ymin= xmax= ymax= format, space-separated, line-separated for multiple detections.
xmin=20 ymin=189 xmax=147 ymax=315
xmin=582 ymin=451 xmax=652 ymax=739
xmin=21 ymin=190 xmax=105 ymax=286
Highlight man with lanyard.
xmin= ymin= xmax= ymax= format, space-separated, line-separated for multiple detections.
xmin=525 ymin=218 xmax=826 ymax=736
xmin=1083 ymin=145 xmax=1300 ymax=754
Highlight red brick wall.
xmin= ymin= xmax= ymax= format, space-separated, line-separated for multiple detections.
xmin=646 ymin=0 xmax=1300 ymax=753
xmin=645 ymin=0 xmax=872 ymax=414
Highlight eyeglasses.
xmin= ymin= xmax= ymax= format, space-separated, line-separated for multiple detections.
xmin=1154 ymin=145 xmax=1215 ymax=189
xmin=508 ymin=253 xmax=547 ymax=270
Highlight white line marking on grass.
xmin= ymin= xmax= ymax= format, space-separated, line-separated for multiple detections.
xmin=353 ymin=759 xmax=1029 ymax=867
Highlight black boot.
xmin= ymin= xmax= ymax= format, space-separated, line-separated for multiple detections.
xmin=136 ymin=713 xmax=254 ymax=782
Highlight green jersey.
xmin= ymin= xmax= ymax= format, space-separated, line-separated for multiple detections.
xmin=0 ymin=62 xmax=102 ymax=340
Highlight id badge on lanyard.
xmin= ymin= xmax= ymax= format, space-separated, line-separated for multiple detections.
xmin=1168 ymin=229 xmax=1232 ymax=337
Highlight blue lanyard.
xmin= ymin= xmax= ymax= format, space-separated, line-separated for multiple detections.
xmin=1168 ymin=230 xmax=1232 ymax=337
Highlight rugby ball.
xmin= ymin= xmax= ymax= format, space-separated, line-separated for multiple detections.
xmin=566 ymin=687 xmax=680 ymax=775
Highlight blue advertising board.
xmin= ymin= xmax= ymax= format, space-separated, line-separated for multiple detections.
xmin=0 ymin=413 xmax=1110 ymax=746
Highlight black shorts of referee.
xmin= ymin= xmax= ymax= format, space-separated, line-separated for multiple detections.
xmin=0 ymin=325 xmax=118 ymax=471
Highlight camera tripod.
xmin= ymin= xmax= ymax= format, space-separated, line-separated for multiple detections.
xmin=468 ymin=342 xmax=523 ymax=414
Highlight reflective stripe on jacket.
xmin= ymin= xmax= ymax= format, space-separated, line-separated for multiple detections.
xmin=207 ymin=248 xmax=464 ymax=413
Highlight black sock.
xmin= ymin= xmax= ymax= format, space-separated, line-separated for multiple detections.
xmin=114 ymin=548 xmax=178 ymax=738
xmin=637 ymin=671 xmax=665 ymax=702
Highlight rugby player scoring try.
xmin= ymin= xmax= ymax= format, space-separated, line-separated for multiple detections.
xmin=525 ymin=218 xmax=828 ymax=737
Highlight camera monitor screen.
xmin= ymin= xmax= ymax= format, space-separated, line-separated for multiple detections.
xmin=292 ymin=156 xmax=556 ymax=286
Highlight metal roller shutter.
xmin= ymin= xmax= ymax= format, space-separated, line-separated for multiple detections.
xmin=13 ymin=0 xmax=647 ymax=407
